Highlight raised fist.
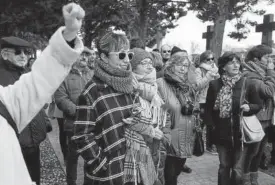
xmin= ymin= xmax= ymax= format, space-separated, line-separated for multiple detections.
xmin=62 ymin=3 xmax=85 ymax=41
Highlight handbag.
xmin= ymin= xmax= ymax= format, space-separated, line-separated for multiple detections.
xmin=240 ymin=77 xmax=265 ymax=144
xmin=241 ymin=115 xmax=265 ymax=143
xmin=193 ymin=114 xmax=204 ymax=156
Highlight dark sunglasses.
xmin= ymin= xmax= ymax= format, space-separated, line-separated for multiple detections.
xmin=12 ymin=48 xmax=31 ymax=55
xmin=206 ymin=57 xmax=214 ymax=62
xmin=116 ymin=52 xmax=134 ymax=60
xmin=162 ymin=50 xmax=171 ymax=54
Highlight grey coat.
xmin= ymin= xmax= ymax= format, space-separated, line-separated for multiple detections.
xmin=157 ymin=78 xmax=195 ymax=158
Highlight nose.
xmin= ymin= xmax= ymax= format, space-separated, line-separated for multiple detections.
xmin=123 ymin=55 xmax=130 ymax=63
xmin=19 ymin=51 xmax=26 ymax=58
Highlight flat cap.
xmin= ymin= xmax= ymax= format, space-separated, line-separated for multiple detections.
xmin=0 ymin=36 xmax=32 ymax=49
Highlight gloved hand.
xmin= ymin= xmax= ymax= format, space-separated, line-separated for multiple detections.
xmin=62 ymin=3 xmax=85 ymax=41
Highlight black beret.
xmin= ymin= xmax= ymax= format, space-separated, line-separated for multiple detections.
xmin=171 ymin=46 xmax=186 ymax=56
xmin=0 ymin=36 xmax=32 ymax=49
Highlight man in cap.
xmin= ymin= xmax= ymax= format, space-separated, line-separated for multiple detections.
xmin=0 ymin=3 xmax=85 ymax=185
xmin=0 ymin=37 xmax=32 ymax=85
xmin=0 ymin=36 xmax=53 ymax=185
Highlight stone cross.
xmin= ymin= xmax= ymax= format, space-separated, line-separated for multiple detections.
xmin=256 ymin=14 xmax=275 ymax=47
xmin=202 ymin=25 xmax=214 ymax=50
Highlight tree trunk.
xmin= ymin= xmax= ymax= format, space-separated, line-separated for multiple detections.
xmin=212 ymin=0 xmax=229 ymax=58
xmin=138 ymin=0 xmax=148 ymax=47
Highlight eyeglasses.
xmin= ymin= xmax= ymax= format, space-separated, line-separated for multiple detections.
xmin=140 ymin=60 xmax=153 ymax=66
xmin=162 ymin=50 xmax=171 ymax=54
xmin=109 ymin=51 xmax=134 ymax=60
xmin=6 ymin=48 xmax=30 ymax=55
xmin=206 ymin=57 xmax=214 ymax=62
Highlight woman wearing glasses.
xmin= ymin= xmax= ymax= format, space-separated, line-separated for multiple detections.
xmin=194 ymin=50 xmax=220 ymax=154
xmin=157 ymin=48 xmax=199 ymax=185
xmin=72 ymin=32 xmax=138 ymax=185
xmin=121 ymin=48 xmax=171 ymax=185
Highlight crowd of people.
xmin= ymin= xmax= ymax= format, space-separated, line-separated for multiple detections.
xmin=1 ymin=2 xmax=275 ymax=185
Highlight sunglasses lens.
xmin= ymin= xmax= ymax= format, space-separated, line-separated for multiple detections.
xmin=163 ymin=50 xmax=171 ymax=54
xmin=207 ymin=57 xmax=214 ymax=61
xmin=128 ymin=53 xmax=134 ymax=60
xmin=118 ymin=52 xmax=126 ymax=60
xmin=14 ymin=49 xmax=22 ymax=55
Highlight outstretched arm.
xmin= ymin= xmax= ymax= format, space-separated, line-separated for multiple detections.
xmin=0 ymin=3 xmax=84 ymax=132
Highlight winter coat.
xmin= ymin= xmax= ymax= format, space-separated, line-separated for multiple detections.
xmin=0 ymin=57 xmax=51 ymax=149
xmin=194 ymin=64 xmax=220 ymax=103
xmin=54 ymin=67 xmax=93 ymax=132
xmin=0 ymin=27 xmax=83 ymax=185
xmin=72 ymin=76 xmax=136 ymax=185
xmin=157 ymin=78 xmax=195 ymax=158
xmin=204 ymin=77 xmax=263 ymax=147
xmin=242 ymin=69 xmax=275 ymax=122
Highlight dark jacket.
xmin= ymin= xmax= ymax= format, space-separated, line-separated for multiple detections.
xmin=54 ymin=67 xmax=93 ymax=132
xmin=19 ymin=109 xmax=51 ymax=148
xmin=242 ymin=69 xmax=275 ymax=122
xmin=0 ymin=58 xmax=50 ymax=148
xmin=204 ymin=77 xmax=263 ymax=147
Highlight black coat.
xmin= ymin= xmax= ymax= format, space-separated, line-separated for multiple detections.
xmin=204 ymin=77 xmax=263 ymax=147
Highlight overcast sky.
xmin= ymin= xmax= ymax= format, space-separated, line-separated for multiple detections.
xmin=162 ymin=1 xmax=275 ymax=54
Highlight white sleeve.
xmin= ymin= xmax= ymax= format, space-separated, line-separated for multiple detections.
xmin=0 ymin=26 xmax=84 ymax=132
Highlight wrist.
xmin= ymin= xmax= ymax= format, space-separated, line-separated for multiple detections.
xmin=62 ymin=29 xmax=77 ymax=42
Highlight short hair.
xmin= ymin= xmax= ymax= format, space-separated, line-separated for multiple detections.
xmin=245 ymin=45 xmax=272 ymax=62
xmin=199 ymin=50 xmax=214 ymax=66
xmin=218 ymin=52 xmax=242 ymax=75
xmin=160 ymin=44 xmax=171 ymax=52
xmin=96 ymin=32 xmax=129 ymax=57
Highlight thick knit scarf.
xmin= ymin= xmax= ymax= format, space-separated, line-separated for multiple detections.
xmin=94 ymin=59 xmax=133 ymax=93
xmin=214 ymin=73 xmax=241 ymax=118
xmin=124 ymin=69 xmax=166 ymax=185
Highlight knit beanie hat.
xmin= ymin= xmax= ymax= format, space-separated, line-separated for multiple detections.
xmin=130 ymin=48 xmax=153 ymax=69
xmin=171 ymin=46 xmax=185 ymax=56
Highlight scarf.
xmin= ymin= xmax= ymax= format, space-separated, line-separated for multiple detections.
xmin=245 ymin=60 xmax=267 ymax=78
xmin=164 ymin=67 xmax=197 ymax=109
xmin=199 ymin=63 xmax=220 ymax=78
xmin=133 ymin=69 xmax=158 ymax=101
xmin=94 ymin=59 xmax=133 ymax=93
xmin=124 ymin=69 xmax=166 ymax=185
xmin=214 ymin=73 xmax=242 ymax=118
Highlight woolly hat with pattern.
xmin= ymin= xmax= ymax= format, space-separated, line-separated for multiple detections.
xmin=130 ymin=48 xmax=153 ymax=69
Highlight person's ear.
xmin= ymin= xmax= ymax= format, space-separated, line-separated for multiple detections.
xmin=100 ymin=53 xmax=109 ymax=64
xmin=1 ymin=49 xmax=9 ymax=60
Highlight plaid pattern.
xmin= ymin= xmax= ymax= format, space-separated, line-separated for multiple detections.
xmin=72 ymin=77 xmax=136 ymax=185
